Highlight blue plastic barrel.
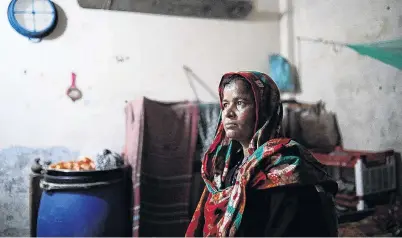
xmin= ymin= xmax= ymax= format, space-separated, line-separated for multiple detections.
xmin=37 ymin=167 xmax=132 ymax=237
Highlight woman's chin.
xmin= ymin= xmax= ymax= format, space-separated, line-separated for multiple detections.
xmin=225 ymin=130 xmax=238 ymax=140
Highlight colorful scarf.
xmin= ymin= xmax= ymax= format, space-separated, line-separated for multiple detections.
xmin=186 ymin=71 xmax=333 ymax=237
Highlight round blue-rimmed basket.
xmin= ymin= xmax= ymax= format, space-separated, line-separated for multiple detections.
xmin=7 ymin=0 xmax=58 ymax=42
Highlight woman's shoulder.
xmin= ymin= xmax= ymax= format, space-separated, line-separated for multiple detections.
xmin=265 ymin=138 xmax=319 ymax=160
xmin=263 ymin=138 xmax=306 ymax=149
xmin=259 ymin=138 xmax=338 ymax=195
xmin=261 ymin=138 xmax=315 ymax=161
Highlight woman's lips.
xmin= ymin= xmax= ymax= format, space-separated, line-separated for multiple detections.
xmin=225 ymin=123 xmax=237 ymax=129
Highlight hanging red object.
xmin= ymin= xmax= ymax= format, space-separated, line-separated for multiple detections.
xmin=66 ymin=72 xmax=82 ymax=102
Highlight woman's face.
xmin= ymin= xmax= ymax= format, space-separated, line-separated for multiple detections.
xmin=221 ymin=79 xmax=256 ymax=146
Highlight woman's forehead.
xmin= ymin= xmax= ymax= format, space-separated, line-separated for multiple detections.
xmin=222 ymin=80 xmax=253 ymax=98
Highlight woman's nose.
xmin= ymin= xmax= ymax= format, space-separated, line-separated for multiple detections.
xmin=224 ymin=104 xmax=235 ymax=118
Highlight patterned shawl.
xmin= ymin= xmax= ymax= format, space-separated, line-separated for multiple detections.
xmin=186 ymin=71 xmax=334 ymax=237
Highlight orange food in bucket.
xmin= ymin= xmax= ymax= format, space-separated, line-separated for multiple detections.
xmin=48 ymin=157 xmax=96 ymax=171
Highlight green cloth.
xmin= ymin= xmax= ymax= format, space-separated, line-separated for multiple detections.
xmin=347 ymin=38 xmax=402 ymax=70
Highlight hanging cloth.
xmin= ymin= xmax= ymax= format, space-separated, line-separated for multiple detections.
xmin=298 ymin=37 xmax=402 ymax=70
xmin=347 ymin=38 xmax=402 ymax=70
xmin=269 ymin=54 xmax=294 ymax=92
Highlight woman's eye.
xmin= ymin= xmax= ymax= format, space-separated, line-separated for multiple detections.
xmin=222 ymin=103 xmax=229 ymax=108
xmin=237 ymin=101 xmax=245 ymax=106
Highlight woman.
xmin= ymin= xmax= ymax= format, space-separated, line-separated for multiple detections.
xmin=186 ymin=71 xmax=338 ymax=237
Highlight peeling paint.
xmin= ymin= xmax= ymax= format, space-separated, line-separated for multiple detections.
xmin=399 ymin=15 xmax=402 ymax=28
xmin=0 ymin=147 xmax=79 ymax=236
xmin=364 ymin=17 xmax=390 ymax=40
xmin=115 ymin=56 xmax=130 ymax=63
